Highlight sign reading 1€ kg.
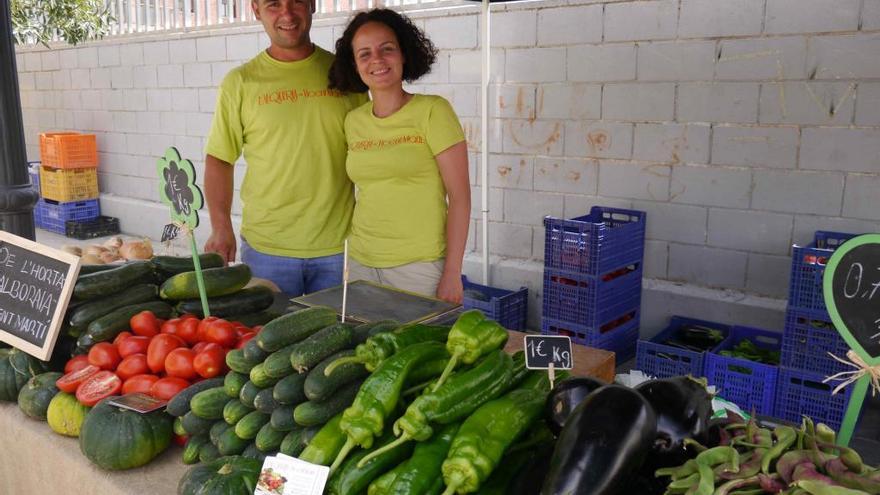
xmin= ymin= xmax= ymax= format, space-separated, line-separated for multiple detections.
xmin=157 ymin=146 xmax=203 ymax=229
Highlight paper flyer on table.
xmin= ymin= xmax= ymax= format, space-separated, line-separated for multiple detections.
xmin=254 ymin=454 xmax=329 ymax=495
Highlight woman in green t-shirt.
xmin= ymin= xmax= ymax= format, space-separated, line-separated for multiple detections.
xmin=329 ymin=9 xmax=471 ymax=304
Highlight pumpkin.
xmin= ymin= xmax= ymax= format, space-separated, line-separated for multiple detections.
xmin=79 ymin=397 xmax=173 ymax=470
xmin=47 ymin=392 xmax=91 ymax=437
xmin=18 ymin=372 xmax=62 ymax=420
xmin=0 ymin=348 xmax=51 ymax=401
xmin=177 ymin=456 xmax=262 ymax=495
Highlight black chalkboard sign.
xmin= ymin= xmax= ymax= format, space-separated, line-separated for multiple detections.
xmin=824 ymin=234 xmax=880 ymax=363
xmin=524 ymin=334 xmax=573 ymax=370
xmin=0 ymin=231 xmax=80 ymax=360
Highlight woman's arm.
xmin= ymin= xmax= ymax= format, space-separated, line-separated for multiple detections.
xmin=435 ymin=140 xmax=471 ymax=304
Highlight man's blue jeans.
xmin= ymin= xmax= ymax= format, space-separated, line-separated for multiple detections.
xmin=240 ymin=238 xmax=343 ymax=297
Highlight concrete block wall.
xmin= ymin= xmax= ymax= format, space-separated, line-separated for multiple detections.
xmin=15 ymin=0 xmax=880 ymax=334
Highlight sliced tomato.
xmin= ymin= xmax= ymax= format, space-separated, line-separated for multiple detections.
xmin=122 ymin=374 xmax=159 ymax=395
xmin=150 ymin=376 xmax=190 ymax=400
xmin=64 ymin=355 xmax=90 ymax=374
xmin=56 ymin=364 xmax=101 ymax=394
xmin=76 ymin=370 xmax=122 ymax=407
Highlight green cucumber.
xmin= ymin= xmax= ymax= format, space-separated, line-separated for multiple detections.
xmin=280 ymin=427 xmax=307 ymax=457
xmin=289 ymin=323 xmax=354 ymax=373
xmin=242 ymin=338 xmax=269 ymax=363
xmin=263 ymin=342 xmax=299 ymax=378
xmin=173 ymin=416 xmax=186 ymax=436
xmin=78 ymin=264 xmax=118 ymax=275
xmin=253 ymin=387 xmax=279 ymax=415
xmin=235 ymin=410 xmax=270 ymax=440
xmin=216 ymin=426 xmax=249 ymax=455
xmin=73 ymin=260 xmax=155 ymax=300
xmin=68 ymin=284 xmax=158 ymax=328
xmin=152 ymin=253 xmax=225 ymax=277
xmin=256 ymin=306 xmax=338 ymax=352
xmin=226 ymin=349 xmax=258 ymax=375
xmin=304 ymin=349 xmax=369 ymax=402
xmin=198 ymin=442 xmax=221 ymax=463
xmin=228 ymin=309 xmax=282 ymax=328
xmin=255 ymin=423 xmax=286 ymax=452
xmin=223 ymin=399 xmax=254 ymax=425
xmin=181 ymin=411 xmax=214 ymax=436
xmin=249 ymin=362 xmax=279 ymax=388
xmin=174 ymin=286 xmax=274 ymax=318
xmin=293 ymin=379 xmax=363 ymax=427
xmin=189 ymin=387 xmax=229 ymax=420
xmin=159 ymin=264 xmax=251 ymax=300
xmin=182 ymin=434 xmax=209 ymax=464
xmin=351 ymin=320 xmax=398 ymax=346
xmin=166 ymin=377 xmax=225 ymax=417
xmin=270 ymin=405 xmax=296 ymax=432
xmin=224 ymin=371 xmax=248 ymax=398
xmin=84 ymin=301 xmax=173 ymax=343
xmin=238 ymin=381 xmax=263 ymax=409
xmin=210 ymin=420 xmax=231 ymax=445
xmin=242 ymin=442 xmax=267 ymax=462
xmin=273 ymin=373 xmax=307 ymax=406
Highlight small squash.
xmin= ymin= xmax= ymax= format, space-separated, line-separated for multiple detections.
xmin=47 ymin=392 xmax=91 ymax=437
xmin=18 ymin=372 xmax=62 ymax=420
xmin=177 ymin=455 xmax=262 ymax=495
xmin=79 ymin=397 xmax=173 ymax=470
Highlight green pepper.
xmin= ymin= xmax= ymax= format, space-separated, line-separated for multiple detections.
xmin=368 ymin=463 xmax=407 ymax=495
xmin=433 ymin=310 xmax=509 ymax=390
xmin=298 ymin=413 xmax=346 ymax=466
xmin=331 ymin=342 xmax=450 ymax=474
xmin=383 ymin=423 xmax=460 ymax=495
xmin=440 ymin=372 xmax=551 ymax=494
xmin=325 ymin=324 xmax=450 ymax=375
xmin=328 ymin=430 xmax=416 ymax=495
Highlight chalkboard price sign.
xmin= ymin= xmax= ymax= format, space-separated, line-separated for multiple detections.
xmin=524 ymin=334 xmax=573 ymax=370
xmin=0 ymin=231 xmax=80 ymax=360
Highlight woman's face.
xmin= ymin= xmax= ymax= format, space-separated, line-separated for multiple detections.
xmin=352 ymin=21 xmax=405 ymax=92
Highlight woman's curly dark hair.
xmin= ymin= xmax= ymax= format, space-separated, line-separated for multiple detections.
xmin=329 ymin=9 xmax=437 ymax=93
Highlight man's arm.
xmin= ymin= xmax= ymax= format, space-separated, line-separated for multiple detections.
xmin=203 ymin=154 xmax=237 ymax=263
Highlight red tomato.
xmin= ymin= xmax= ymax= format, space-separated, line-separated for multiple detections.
xmin=130 ymin=310 xmax=160 ymax=337
xmin=196 ymin=316 xmax=219 ymax=341
xmin=252 ymin=325 xmax=263 ymax=333
xmin=161 ymin=318 xmax=182 ymax=336
xmin=64 ymin=355 xmax=90 ymax=374
xmin=176 ymin=318 xmax=200 ymax=346
xmin=165 ymin=348 xmax=197 ymax=380
xmin=235 ymin=332 xmax=256 ymax=349
xmin=113 ymin=331 xmax=133 ymax=345
xmin=116 ymin=353 xmax=150 ymax=381
xmin=204 ymin=319 xmax=237 ymax=348
xmin=179 ymin=313 xmax=198 ymax=320
xmin=56 ymin=364 xmax=100 ymax=393
xmin=150 ymin=376 xmax=190 ymax=400
xmin=88 ymin=342 xmax=121 ymax=370
xmin=193 ymin=345 xmax=227 ymax=378
xmin=232 ymin=325 xmax=251 ymax=338
xmin=191 ymin=341 xmax=210 ymax=354
xmin=117 ymin=335 xmax=150 ymax=358
xmin=76 ymin=371 xmax=122 ymax=406
xmin=122 ymin=374 xmax=159 ymax=395
xmin=173 ymin=434 xmax=189 ymax=447
xmin=147 ymin=334 xmax=185 ymax=373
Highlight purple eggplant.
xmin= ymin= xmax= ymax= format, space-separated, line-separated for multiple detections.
xmin=544 ymin=376 xmax=606 ymax=435
xmin=540 ymin=384 xmax=657 ymax=495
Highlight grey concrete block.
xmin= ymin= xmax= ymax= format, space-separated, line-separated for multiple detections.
xmin=800 ymin=127 xmax=880 ymax=173
xmin=711 ymin=125 xmax=799 ymax=168
xmin=670 ymin=164 xmax=751 ymax=209
xmin=760 ymin=82 xmax=856 ymax=125
xmin=448 ymin=49 xmax=504 ymax=84
xmin=599 ymin=162 xmax=671 ymax=201
xmin=792 ymin=215 xmax=880 ymax=247
xmin=60 ymin=50 xmax=77 ymax=70
xmin=752 ymin=169 xmax=845 ymax=216
xmin=602 ymin=83 xmax=676 ymax=121
xmin=147 ymin=89 xmax=172 ymax=111
xmin=537 ymin=5 xmax=603 ymax=46
xmin=855 ymin=83 xmax=880 ymax=125
xmin=746 ymin=253 xmax=790 ymax=298
xmin=568 ymin=44 xmax=636 ymax=82
xmin=197 ymin=37 xmax=226 ymax=62
xmin=226 ymin=33 xmax=259 ymax=62
xmin=843 ymin=174 xmax=880 ymax=221
xmin=23 ymin=52 xmax=41 ymax=72
xmin=679 ymin=0 xmax=764 ymax=38
xmin=81 ymin=90 xmax=104 ymax=110
xmin=112 ymin=112 xmax=138 ymax=133
xmin=632 ymin=200 xmax=708 ymax=244
xmin=536 ymin=83 xmax=601 ymax=120
xmin=110 ymin=67 xmax=133 ymax=89
xmin=563 ymin=195 xmax=633 ymax=218
xmin=169 ymin=39 xmax=197 ymax=63
xmin=199 ymin=88 xmax=218 ymax=113
xmin=807 ymin=35 xmax=880 ymax=79
xmin=52 ymin=71 xmax=71 ymax=90
xmin=669 ymin=244 xmax=748 ymax=289
xmin=122 ymin=89 xmax=147 ymax=112
xmin=40 ymin=52 xmax=59 ymax=71
xmin=156 ymin=64 xmax=183 ymax=87
xmin=488 ymin=154 xmax=534 ymax=190
xmin=424 ymin=16 xmax=478 ymax=50
xmin=764 ymin=0 xmax=860 ymax=34
xmin=136 ymin=111 xmax=160 ymax=133
xmin=171 ymin=88 xmax=200 ymax=112
xmin=505 ymin=48 xmax=566 ymax=83
xmin=489 ymin=222 xmax=534 ymax=258
xmin=532 ymin=228 xmax=545 ymax=263
xmin=89 ymin=68 xmax=110 ymax=89
xmin=534 ymin=157 xmax=599 ymax=194
xmin=864 ymin=1 xmax=880 ymax=30
xmin=503 ymin=120 xmax=564 ymax=156
xmin=460 ymin=117 xmax=504 ymax=155
xmin=133 ymin=66 xmax=158 ymax=89
xmin=708 ymin=208 xmax=793 ymax=255
xmin=565 ymin=121 xmax=633 ymax=159
xmin=638 ymin=41 xmax=717 ymax=82
xmin=470 ymin=186 xmax=503 ymax=222
xmin=633 ymin=123 xmax=711 ymax=164
xmin=678 ymin=83 xmax=760 ymax=123
xmin=77 ymin=47 xmax=98 ymax=69
xmin=605 ymin=0 xmax=678 ymax=42
xmin=142 ymin=41 xmax=169 ymax=66
xmin=119 ymin=44 xmax=144 ymax=67
xmin=184 ymin=63 xmax=212 ymax=88
xmin=98 ymin=46 xmax=120 ymax=67
xmin=211 ymin=62 xmax=237 ymax=86
xmin=716 ymin=37 xmax=808 ymax=80
xmin=490 ymin=84 xmax=536 ymax=119
xmin=644 ymin=240 xmax=669 ymax=279
xmin=504 ymin=189 xmax=564 ymax=226
xmin=491 ymin=10 xmax=537 ymax=47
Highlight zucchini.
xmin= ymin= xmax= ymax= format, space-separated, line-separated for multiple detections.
xmin=78 ymin=264 xmax=118 ymax=275
xmin=242 ymin=338 xmax=269 ymax=363
xmin=182 ymin=434 xmax=209 ymax=465
xmin=270 ymin=405 xmax=297 ymax=432
xmin=216 ymin=426 xmax=249 ymax=455
xmin=198 ymin=442 xmax=221 ymax=463
xmin=280 ymin=427 xmax=307 ymax=457
xmin=181 ymin=411 xmax=214 ymax=436
xmin=73 ymin=260 xmax=155 ymax=300
xmin=256 ymin=306 xmax=338 ymax=352
xmin=159 ymin=263 xmax=252 ymax=300
xmin=84 ymin=301 xmax=173 ymax=343
xmin=293 ymin=379 xmax=363 ymax=427
xmin=152 ymin=253 xmax=225 ymax=277
xmin=242 ymin=442 xmax=267 ymax=462
xmin=174 ymin=286 xmax=274 ymax=318
xmin=273 ymin=373 xmax=307 ymax=406
xmin=249 ymin=362 xmax=280 ymax=388
xmin=253 ymin=387 xmax=279 ymax=415
xmin=166 ymin=377 xmax=225 ymax=417
xmin=228 ymin=309 xmax=282 ymax=328
xmin=223 ymin=399 xmax=254 ymax=425
xmin=68 ymin=284 xmax=158 ymax=328
xmin=210 ymin=420 xmax=231 ymax=445
xmin=239 ymin=381 xmax=263 ymax=409
xmin=351 ymin=320 xmax=398 ymax=346
xmin=304 ymin=349 xmax=369 ymax=402
xmin=263 ymin=342 xmax=298 ymax=378
xmin=289 ymin=323 xmax=354 ymax=373
xmin=224 ymin=371 xmax=248 ymax=398
xmin=255 ymin=423 xmax=286 ymax=452
xmin=226 ymin=348 xmax=258 ymax=374
xmin=189 ymin=387 xmax=229 ymax=420
xmin=235 ymin=410 xmax=270 ymax=440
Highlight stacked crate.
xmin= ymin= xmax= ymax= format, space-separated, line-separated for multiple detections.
xmin=774 ymin=231 xmax=858 ymax=429
xmin=540 ymin=206 xmax=646 ymax=362
xmin=461 ymin=275 xmax=529 ymax=330
xmin=33 ymin=132 xmax=102 ymax=235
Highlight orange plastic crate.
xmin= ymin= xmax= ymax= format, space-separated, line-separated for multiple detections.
xmin=39 ymin=132 xmax=98 ymax=169
xmin=39 ymin=166 xmax=99 ymax=202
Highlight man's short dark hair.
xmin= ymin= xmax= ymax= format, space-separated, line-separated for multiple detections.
xmin=329 ymin=9 xmax=437 ymax=93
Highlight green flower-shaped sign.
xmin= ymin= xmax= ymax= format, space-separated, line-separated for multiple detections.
xmin=157 ymin=147 xmax=203 ymax=229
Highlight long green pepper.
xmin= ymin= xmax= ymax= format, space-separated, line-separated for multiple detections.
xmin=298 ymin=413 xmax=346 ymax=466
xmin=381 ymin=423 xmax=461 ymax=495
xmin=433 ymin=310 xmax=509 ymax=391
xmin=325 ymin=324 xmax=451 ymax=375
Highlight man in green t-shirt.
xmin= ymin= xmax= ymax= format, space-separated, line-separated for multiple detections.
xmin=204 ymin=0 xmax=365 ymax=296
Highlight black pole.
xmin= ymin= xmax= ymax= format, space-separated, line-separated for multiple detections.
xmin=0 ymin=0 xmax=38 ymax=239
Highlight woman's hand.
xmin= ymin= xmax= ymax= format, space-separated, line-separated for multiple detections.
xmin=436 ymin=269 xmax=464 ymax=304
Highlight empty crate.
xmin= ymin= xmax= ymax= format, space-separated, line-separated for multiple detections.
xmin=461 ymin=275 xmax=528 ymax=330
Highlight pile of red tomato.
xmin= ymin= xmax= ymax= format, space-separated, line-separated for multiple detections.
xmin=56 ymin=311 xmax=259 ymax=407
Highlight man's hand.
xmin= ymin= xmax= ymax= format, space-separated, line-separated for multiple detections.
xmin=204 ymin=226 xmax=236 ymax=264
xmin=436 ymin=269 xmax=463 ymax=304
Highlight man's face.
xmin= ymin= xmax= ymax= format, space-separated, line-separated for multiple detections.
xmin=252 ymin=0 xmax=314 ymax=54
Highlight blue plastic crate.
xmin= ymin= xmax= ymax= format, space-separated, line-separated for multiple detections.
xmin=789 ymin=231 xmax=859 ymax=313
xmin=774 ymin=366 xmax=854 ymax=431
xmin=542 ymin=314 xmax=640 ymax=363
xmin=636 ymin=316 xmax=731 ymax=379
xmin=705 ymin=326 xmax=781 ymax=416
xmin=781 ymin=307 xmax=851 ymax=376
xmin=543 ymin=206 xmax=646 ymax=277
xmin=461 ymin=275 xmax=528 ymax=330
xmin=542 ymin=264 xmax=642 ymax=328
xmin=36 ymin=198 xmax=100 ymax=234
xmin=594 ymin=323 xmax=639 ymax=363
